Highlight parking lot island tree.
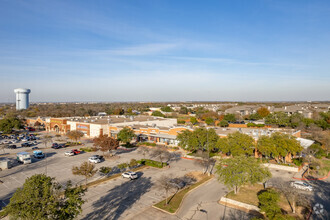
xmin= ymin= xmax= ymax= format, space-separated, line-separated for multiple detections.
xmin=117 ymin=127 xmax=136 ymax=145
xmin=72 ymin=162 xmax=98 ymax=186
xmin=216 ymin=156 xmax=271 ymax=194
xmin=157 ymin=175 xmax=175 ymax=206
xmin=2 ymin=174 xmax=86 ymax=220
xmin=137 ymin=146 xmax=149 ymax=159
xmin=93 ymin=134 xmax=119 ymax=156
xmin=66 ymin=130 xmax=84 ymax=144
xmin=150 ymin=146 xmax=171 ymax=167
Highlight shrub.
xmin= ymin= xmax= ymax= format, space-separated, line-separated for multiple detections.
xmin=293 ymin=158 xmax=303 ymax=167
xmin=117 ymin=163 xmax=128 ymax=170
xmin=177 ymin=120 xmax=185 ymax=124
xmin=315 ymin=149 xmax=326 ymax=159
xmin=138 ymin=142 xmax=156 ymax=147
xmin=257 ymin=189 xmax=281 ymax=219
xmin=80 ymin=147 xmax=94 ymax=152
xmin=99 ymin=166 xmax=112 ymax=174
xmin=129 ymin=159 xmax=138 ymax=168
xmin=138 ymin=159 xmax=167 ymax=168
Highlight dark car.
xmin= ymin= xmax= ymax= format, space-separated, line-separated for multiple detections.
xmin=7 ymin=145 xmax=17 ymax=149
xmin=58 ymin=143 xmax=67 ymax=148
xmin=21 ymin=143 xmax=31 ymax=147
xmin=51 ymin=143 xmax=61 ymax=149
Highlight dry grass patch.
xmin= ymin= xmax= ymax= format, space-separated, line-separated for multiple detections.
xmin=226 ymin=184 xmax=263 ymax=206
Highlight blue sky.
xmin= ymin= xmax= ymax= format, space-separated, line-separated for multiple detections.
xmin=0 ymin=0 xmax=329 ymax=102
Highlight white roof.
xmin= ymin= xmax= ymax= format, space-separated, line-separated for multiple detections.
xmin=296 ymin=138 xmax=315 ymax=149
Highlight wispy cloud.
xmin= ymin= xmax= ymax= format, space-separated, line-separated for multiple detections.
xmin=168 ymin=56 xmax=313 ymax=68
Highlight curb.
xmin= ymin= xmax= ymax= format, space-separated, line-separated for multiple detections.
xmin=292 ymin=170 xmax=330 ymax=181
xmin=152 ymin=176 xmax=214 ymax=215
xmin=218 ymin=197 xmax=260 ymax=213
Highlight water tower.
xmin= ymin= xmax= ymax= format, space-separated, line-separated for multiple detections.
xmin=14 ymin=88 xmax=31 ymax=110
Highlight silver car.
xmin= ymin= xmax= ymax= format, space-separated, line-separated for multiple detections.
xmin=122 ymin=171 xmax=138 ymax=180
xmin=290 ymin=181 xmax=313 ymax=191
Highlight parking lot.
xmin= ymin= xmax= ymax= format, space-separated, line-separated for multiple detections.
xmin=1 ymin=133 xmax=329 ymax=219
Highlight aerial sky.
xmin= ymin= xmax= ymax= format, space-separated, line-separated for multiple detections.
xmin=0 ymin=0 xmax=329 ymax=102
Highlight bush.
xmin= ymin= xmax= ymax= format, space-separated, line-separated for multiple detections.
xmin=79 ymin=147 xmax=95 ymax=152
xmin=177 ymin=120 xmax=185 ymax=124
xmin=129 ymin=159 xmax=138 ymax=168
xmin=117 ymin=163 xmax=128 ymax=170
xmin=137 ymin=142 xmax=156 ymax=147
xmin=218 ymin=120 xmax=229 ymax=127
xmin=315 ymin=149 xmax=326 ymax=159
xmin=99 ymin=166 xmax=112 ymax=174
xmin=257 ymin=189 xmax=281 ymax=219
xmin=138 ymin=159 xmax=167 ymax=168
xmin=293 ymin=158 xmax=303 ymax=167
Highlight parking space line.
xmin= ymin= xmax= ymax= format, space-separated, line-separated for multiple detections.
xmin=10 ymin=176 xmax=22 ymax=185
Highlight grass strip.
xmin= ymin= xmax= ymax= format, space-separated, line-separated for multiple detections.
xmin=154 ymin=175 xmax=213 ymax=213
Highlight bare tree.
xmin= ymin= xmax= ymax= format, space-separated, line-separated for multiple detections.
xmin=157 ymin=175 xmax=174 ymax=205
xmin=273 ymin=180 xmax=309 ymax=214
xmin=194 ymin=152 xmax=216 ymax=175
xmin=72 ymin=162 xmax=98 ymax=186
xmin=42 ymin=135 xmax=53 ymax=175
xmin=137 ymin=146 xmax=149 ymax=159
xmin=66 ymin=130 xmax=84 ymax=144
xmin=150 ymin=146 xmax=170 ymax=166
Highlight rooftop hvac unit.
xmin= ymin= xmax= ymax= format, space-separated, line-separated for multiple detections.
xmin=152 ymin=123 xmax=156 ymax=127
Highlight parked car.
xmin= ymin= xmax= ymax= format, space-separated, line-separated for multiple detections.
xmin=64 ymin=151 xmax=74 ymax=156
xmin=290 ymin=181 xmax=313 ymax=191
xmin=65 ymin=149 xmax=81 ymax=156
xmin=32 ymin=147 xmax=39 ymax=150
xmin=88 ymin=155 xmax=103 ymax=163
xmin=72 ymin=149 xmax=81 ymax=154
xmin=7 ymin=145 xmax=17 ymax=149
xmin=122 ymin=171 xmax=138 ymax=180
xmin=58 ymin=143 xmax=67 ymax=148
xmin=21 ymin=143 xmax=31 ymax=147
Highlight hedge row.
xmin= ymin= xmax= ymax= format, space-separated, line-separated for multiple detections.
xmin=138 ymin=159 xmax=167 ymax=168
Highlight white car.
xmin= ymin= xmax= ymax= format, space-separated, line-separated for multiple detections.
xmin=290 ymin=181 xmax=313 ymax=191
xmin=64 ymin=151 xmax=74 ymax=156
xmin=89 ymin=156 xmax=102 ymax=163
xmin=122 ymin=171 xmax=138 ymax=180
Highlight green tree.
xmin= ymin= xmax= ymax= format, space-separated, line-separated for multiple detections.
xmin=218 ymin=120 xmax=229 ymax=127
xmin=160 ymin=106 xmax=172 ymax=112
xmin=223 ymin=114 xmax=236 ymax=122
xmin=217 ymin=132 xmax=255 ymax=156
xmin=179 ymin=106 xmax=189 ymax=114
xmin=289 ymin=113 xmax=304 ymax=128
xmin=177 ymin=128 xmax=219 ymax=152
xmin=190 ymin=117 xmax=198 ymax=125
xmin=0 ymin=116 xmax=22 ymax=133
xmin=152 ymin=111 xmax=165 ymax=117
xmin=205 ymin=117 xmax=214 ymax=125
xmin=258 ymin=132 xmax=303 ymax=163
xmin=265 ymin=112 xmax=290 ymax=127
xmin=72 ymin=162 xmax=98 ymax=186
xmin=248 ymin=113 xmax=261 ymax=120
xmin=257 ymin=189 xmax=281 ymax=219
xmin=216 ymin=156 xmax=271 ymax=194
xmin=2 ymin=174 xmax=86 ymax=220
xmin=117 ymin=127 xmax=136 ymax=144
